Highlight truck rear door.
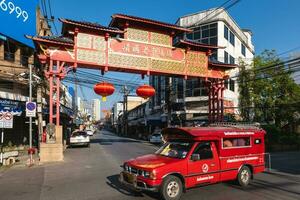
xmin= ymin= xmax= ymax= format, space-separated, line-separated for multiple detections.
xmin=186 ymin=141 xmax=220 ymax=188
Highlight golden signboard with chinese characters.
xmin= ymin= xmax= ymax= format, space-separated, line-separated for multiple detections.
xmin=75 ymin=32 xmax=212 ymax=77
xmin=108 ymin=38 xmax=185 ymax=75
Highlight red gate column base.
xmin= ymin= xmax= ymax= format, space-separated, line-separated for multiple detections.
xmin=39 ymin=126 xmax=64 ymax=162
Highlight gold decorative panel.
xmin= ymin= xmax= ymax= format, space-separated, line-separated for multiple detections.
xmin=127 ymin=28 xmax=148 ymax=42
xmin=108 ymin=53 xmax=148 ymax=69
xmin=186 ymin=51 xmax=208 ymax=75
xmin=94 ymin=36 xmax=106 ymax=51
xmin=77 ymin=49 xmax=105 ymax=64
xmin=77 ymin=33 xmax=92 ymax=48
xmin=151 ymin=59 xmax=184 ymax=73
xmin=151 ymin=32 xmax=171 ymax=46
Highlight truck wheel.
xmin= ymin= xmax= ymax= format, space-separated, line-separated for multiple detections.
xmin=237 ymin=166 xmax=251 ymax=187
xmin=160 ymin=175 xmax=183 ymax=200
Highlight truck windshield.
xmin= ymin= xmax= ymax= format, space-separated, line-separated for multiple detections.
xmin=155 ymin=142 xmax=193 ymax=159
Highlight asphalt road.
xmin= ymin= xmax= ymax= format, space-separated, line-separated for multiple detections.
xmin=0 ymin=130 xmax=299 ymax=200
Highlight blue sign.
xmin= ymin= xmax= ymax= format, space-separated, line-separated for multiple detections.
xmin=26 ymin=102 xmax=36 ymax=111
xmin=0 ymin=98 xmax=25 ymax=116
xmin=0 ymin=0 xmax=38 ymax=47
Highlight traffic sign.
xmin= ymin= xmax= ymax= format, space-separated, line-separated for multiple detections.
xmin=26 ymin=102 xmax=36 ymax=117
xmin=0 ymin=112 xmax=13 ymax=128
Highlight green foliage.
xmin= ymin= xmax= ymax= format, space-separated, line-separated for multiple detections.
xmin=238 ymin=50 xmax=300 ymax=133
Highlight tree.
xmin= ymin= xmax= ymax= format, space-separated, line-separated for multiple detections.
xmin=238 ymin=50 xmax=300 ymax=131
xmin=238 ymin=59 xmax=253 ymax=121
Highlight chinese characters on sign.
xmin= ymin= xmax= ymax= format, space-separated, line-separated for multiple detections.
xmin=120 ymin=42 xmax=174 ymax=59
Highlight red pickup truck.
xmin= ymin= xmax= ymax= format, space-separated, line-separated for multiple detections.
xmin=120 ymin=126 xmax=266 ymax=200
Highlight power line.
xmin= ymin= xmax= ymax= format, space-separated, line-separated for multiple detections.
xmin=42 ymin=0 xmax=48 ymax=18
xmin=194 ymin=0 xmax=241 ymax=27
xmin=277 ymin=46 xmax=300 ymax=57
xmin=39 ymin=0 xmax=47 ymax=17
xmin=196 ymin=0 xmax=233 ymax=24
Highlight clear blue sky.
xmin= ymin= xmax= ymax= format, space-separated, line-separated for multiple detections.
xmin=48 ymin=0 xmax=300 ymax=113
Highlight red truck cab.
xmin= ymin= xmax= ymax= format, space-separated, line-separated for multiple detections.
xmin=120 ymin=125 xmax=266 ymax=200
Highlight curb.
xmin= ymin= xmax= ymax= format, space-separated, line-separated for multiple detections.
xmin=264 ymin=170 xmax=300 ymax=180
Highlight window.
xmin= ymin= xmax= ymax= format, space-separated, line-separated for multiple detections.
xmin=4 ymin=40 xmax=16 ymax=62
xmin=224 ymin=79 xmax=229 ymax=89
xmin=191 ymin=23 xmax=218 ymax=45
xmin=209 ymin=37 xmax=217 ymax=46
xmin=185 ymin=78 xmax=201 ymax=97
xmin=192 ymin=142 xmax=213 ymax=160
xmin=241 ymin=44 xmax=246 ymax=56
xmin=177 ymin=78 xmax=184 ymax=99
xmin=229 ymin=79 xmax=235 ymax=92
xmin=229 ymin=31 xmax=235 ymax=46
xmin=223 ymin=137 xmax=251 ymax=148
xmin=229 ymin=55 xmax=235 ymax=64
xmin=186 ymin=33 xmax=193 ymax=40
xmin=194 ymin=32 xmax=200 ymax=40
xmin=210 ymin=50 xmax=218 ymax=61
xmin=224 ymin=25 xmax=228 ymax=40
xmin=224 ymin=51 xmax=229 ymax=64
xmin=156 ymin=142 xmax=193 ymax=159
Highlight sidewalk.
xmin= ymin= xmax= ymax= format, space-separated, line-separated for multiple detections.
xmin=266 ymin=151 xmax=300 ymax=177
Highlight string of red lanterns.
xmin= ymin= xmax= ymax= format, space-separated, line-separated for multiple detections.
xmin=94 ymin=82 xmax=155 ymax=101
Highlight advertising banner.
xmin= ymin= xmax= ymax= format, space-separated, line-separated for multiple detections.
xmin=0 ymin=0 xmax=38 ymax=46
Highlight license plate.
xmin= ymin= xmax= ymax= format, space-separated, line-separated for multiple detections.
xmin=123 ymin=172 xmax=136 ymax=184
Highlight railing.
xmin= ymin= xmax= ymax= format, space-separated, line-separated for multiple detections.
xmin=209 ymin=122 xmax=261 ymax=129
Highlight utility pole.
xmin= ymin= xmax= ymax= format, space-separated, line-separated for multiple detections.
xmin=182 ymin=78 xmax=186 ymax=127
xmin=121 ymin=86 xmax=129 ymax=136
xmin=166 ymin=77 xmax=172 ymax=127
xmin=29 ymin=64 xmax=33 ymax=164
xmin=37 ymin=84 xmax=43 ymax=148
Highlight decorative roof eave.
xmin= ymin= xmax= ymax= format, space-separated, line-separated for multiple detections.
xmin=109 ymin=14 xmax=192 ymax=33
xmin=26 ymin=35 xmax=74 ymax=46
xmin=209 ymin=61 xmax=237 ymax=68
xmin=59 ymin=18 xmax=124 ymax=34
xmin=175 ymin=39 xmax=224 ymax=50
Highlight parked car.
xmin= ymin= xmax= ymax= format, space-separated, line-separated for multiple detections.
xmin=149 ymin=133 xmax=163 ymax=144
xmin=120 ymin=125 xmax=266 ymax=200
xmin=69 ymin=131 xmax=90 ymax=147
xmin=86 ymin=129 xmax=94 ymax=136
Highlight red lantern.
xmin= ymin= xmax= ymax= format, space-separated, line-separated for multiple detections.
xmin=94 ymin=82 xmax=115 ymax=102
xmin=136 ymin=84 xmax=155 ymax=99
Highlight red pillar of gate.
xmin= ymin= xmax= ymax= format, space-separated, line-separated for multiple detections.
xmin=220 ymin=80 xmax=225 ymax=122
xmin=56 ymin=61 xmax=60 ymax=126
xmin=208 ymin=83 xmax=211 ymax=123
xmin=49 ymin=59 xmax=54 ymax=124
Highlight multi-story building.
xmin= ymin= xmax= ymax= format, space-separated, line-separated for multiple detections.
xmin=149 ymin=7 xmax=254 ymax=125
xmin=91 ymin=99 xmax=101 ymax=121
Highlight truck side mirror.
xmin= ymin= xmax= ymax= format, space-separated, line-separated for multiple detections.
xmin=191 ymin=154 xmax=201 ymax=161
